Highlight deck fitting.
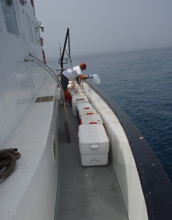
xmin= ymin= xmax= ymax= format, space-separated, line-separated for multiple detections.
xmin=35 ymin=96 xmax=54 ymax=103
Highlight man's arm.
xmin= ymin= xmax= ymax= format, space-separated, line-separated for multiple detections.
xmin=79 ymin=74 xmax=89 ymax=79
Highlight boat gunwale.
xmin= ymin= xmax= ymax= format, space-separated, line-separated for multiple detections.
xmin=85 ymin=79 xmax=172 ymax=220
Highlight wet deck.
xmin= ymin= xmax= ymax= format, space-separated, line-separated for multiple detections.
xmin=55 ymin=103 xmax=128 ymax=220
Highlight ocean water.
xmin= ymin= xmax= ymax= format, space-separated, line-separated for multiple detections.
xmin=51 ymin=47 xmax=172 ymax=183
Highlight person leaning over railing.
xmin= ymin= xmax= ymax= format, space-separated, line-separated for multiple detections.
xmin=60 ymin=63 xmax=93 ymax=104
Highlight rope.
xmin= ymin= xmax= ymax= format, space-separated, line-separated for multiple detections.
xmin=0 ymin=148 xmax=21 ymax=179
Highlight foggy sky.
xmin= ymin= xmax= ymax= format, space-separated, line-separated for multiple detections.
xmin=34 ymin=0 xmax=172 ymax=59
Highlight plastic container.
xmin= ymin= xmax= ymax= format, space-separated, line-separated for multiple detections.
xmin=72 ymin=94 xmax=89 ymax=117
xmin=77 ymin=103 xmax=97 ymax=123
xmin=69 ymin=88 xmax=78 ymax=96
xmin=78 ymin=124 xmax=109 ymax=166
xmin=80 ymin=113 xmax=103 ymax=125
xmin=77 ymin=102 xmax=93 ymax=113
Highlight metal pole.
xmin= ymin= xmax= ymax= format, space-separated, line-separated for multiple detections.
xmin=60 ymin=28 xmax=70 ymax=71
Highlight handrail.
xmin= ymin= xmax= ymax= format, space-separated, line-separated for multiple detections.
xmin=24 ymin=54 xmax=70 ymax=142
xmin=29 ymin=53 xmax=58 ymax=82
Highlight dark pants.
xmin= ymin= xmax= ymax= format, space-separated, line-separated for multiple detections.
xmin=61 ymin=74 xmax=69 ymax=90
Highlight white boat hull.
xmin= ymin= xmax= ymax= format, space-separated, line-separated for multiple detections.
xmin=0 ymin=79 xmax=58 ymax=220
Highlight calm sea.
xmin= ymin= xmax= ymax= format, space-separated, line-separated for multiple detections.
xmin=50 ymin=47 xmax=172 ymax=183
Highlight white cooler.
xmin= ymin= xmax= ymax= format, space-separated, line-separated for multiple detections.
xmin=77 ymin=103 xmax=97 ymax=123
xmin=77 ymin=102 xmax=93 ymax=113
xmin=69 ymin=88 xmax=78 ymax=96
xmin=72 ymin=94 xmax=89 ymax=117
xmin=78 ymin=124 xmax=109 ymax=166
xmin=80 ymin=113 xmax=103 ymax=125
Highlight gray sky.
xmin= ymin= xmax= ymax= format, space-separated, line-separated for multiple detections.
xmin=34 ymin=0 xmax=172 ymax=59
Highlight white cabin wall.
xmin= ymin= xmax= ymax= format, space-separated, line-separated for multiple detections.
xmin=0 ymin=0 xmax=47 ymax=148
xmin=82 ymin=81 xmax=148 ymax=220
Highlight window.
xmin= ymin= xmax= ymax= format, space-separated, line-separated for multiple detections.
xmin=1 ymin=0 xmax=19 ymax=35
xmin=25 ymin=13 xmax=34 ymax=42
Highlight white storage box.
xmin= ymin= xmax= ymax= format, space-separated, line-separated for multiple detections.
xmin=77 ymin=103 xmax=97 ymax=123
xmin=78 ymin=124 xmax=109 ymax=166
xmin=72 ymin=94 xmax=89 ymax=117
xmin=77 ymin=102 xmax=93 ymax=112
xmin=69 ymin=88 xmax=78 ymax=96
xmin=78 ymin=108 xmax=97 ymax=124
xmin=79 ymin=108 xmax=97 ymax=117
xmin=80 ymin=113 xmax=103 ymax=125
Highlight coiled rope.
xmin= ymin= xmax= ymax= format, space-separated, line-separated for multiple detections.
xmin=0 ymin=148 xmax=21 ymax=179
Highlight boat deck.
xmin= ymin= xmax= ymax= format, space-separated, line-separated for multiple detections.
xmin=55 ymin=103 xmax=128 ymax=220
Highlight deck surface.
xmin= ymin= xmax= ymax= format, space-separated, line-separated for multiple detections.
xmin=55 ymin=103 xmax=128 ymax=220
